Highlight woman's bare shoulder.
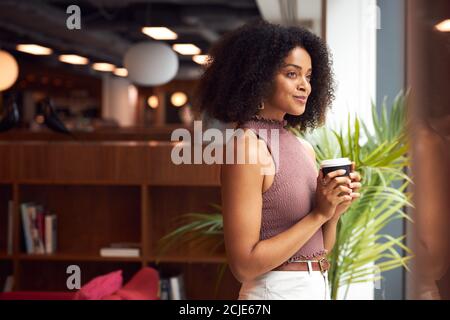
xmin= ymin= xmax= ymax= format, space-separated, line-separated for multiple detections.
xmin=222 ymin=128 xmax=272 ymax=166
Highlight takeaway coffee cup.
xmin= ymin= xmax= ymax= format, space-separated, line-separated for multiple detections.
xmin=320 ymin=157 xmax=352 ymax=177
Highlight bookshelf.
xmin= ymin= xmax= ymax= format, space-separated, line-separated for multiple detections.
xmin=0 ymin=141 xmax=240 ymax=299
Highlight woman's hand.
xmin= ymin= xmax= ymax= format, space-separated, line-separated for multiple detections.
xmin=329 ymin=161 xmax=362 ymax=222
xmin=313 ymin=168 xmax=354 ymax=221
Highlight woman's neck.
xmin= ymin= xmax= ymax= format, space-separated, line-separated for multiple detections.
xmin=257 ymin=109 xmax=286 ymax=122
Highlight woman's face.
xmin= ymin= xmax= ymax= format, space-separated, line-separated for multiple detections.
xmin=266 ymin=46 xmax=312 ymax=116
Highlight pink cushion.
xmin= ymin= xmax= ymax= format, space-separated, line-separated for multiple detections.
xmin=73 ymin=270 xmax=123 ymax=300
xmin=102 ymin=267 xmax=160 ymax=300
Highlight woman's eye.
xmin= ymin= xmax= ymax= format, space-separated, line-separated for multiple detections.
xmin=287 ymin=72 xmax=297 ymax=78
xmin=306 ymin=75 xmax=312 ymax=81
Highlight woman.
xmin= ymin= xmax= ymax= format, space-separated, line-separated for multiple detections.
xmin=196 ymin=20 xmax=362 ymax=300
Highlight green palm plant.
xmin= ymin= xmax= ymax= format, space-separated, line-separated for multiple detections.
xmin=156 ymin=91 xmax=414 ymax=300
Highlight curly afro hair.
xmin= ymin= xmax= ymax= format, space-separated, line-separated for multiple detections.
xmin=194 ymin=19 xmax=335 ymax=133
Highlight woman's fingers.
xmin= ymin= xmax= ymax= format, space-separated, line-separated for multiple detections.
xmin=329 ymin=176 xmax=352 ymax=190
xmin=349 ymin=182 xmax=362 ymax=191
xmin=350 ymin=192 xmax=361 ymax=202
xmin=332 ymin=185 xmax=352 ymax=197
xmin=350 ymin=171 xmax=361 ymax=182
xmin=320 ymin=169 xmax=347 ymax=186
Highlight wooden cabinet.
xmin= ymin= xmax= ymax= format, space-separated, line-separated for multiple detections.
xmin=0 ymin=141 xmax=240 ymax=299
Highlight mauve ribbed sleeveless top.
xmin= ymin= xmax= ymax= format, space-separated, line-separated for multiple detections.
xmin=237 ymin=115 xmax=327 ymax=265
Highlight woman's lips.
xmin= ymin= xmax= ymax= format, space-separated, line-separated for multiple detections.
xmin=293 ymin=95 xmax=307 ymax=104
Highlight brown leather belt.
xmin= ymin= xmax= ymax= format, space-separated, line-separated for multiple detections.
xmin=272 ymin=257 xmax=331 ymax=273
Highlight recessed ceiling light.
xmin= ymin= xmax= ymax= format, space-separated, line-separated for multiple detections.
xmin=114 ymin=68 xmax=128 ymax=77
xmin=59 ymin=54 xmax=89 ymax=65
xmin=16 ymin=44 xmax=53 ymax=55
xmin=435 ymin=19 xmax=450 ymax=32
xmin=172 ymin=44 xmax=201 ymax=55
xmin=142 ymin=27 xmax=178 ymax=40
xmin=192 ymin=54 xmax=209 ymax=65
xmin=92 ymin=62 xmax=116 ymax=72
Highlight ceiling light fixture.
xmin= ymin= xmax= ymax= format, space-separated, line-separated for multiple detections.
xmin=114 ymin=68 xmax=128 ymax=77
xmin=172 ymin=44 xmax=201 ymax=55
xmin=59 ymin=54 xmax=89 ymax=65
xmin=192 ymin=54 xmax=209 ymax=65
xmin=142 ymin=27 xmax=178 ymax=40
xmin=92 ymin=62 xmax=116 ymax=72
xmin=435 ymin=19 xmax=450 ymax=32
xmin=16 ymin=44 xmax=53 ymax=55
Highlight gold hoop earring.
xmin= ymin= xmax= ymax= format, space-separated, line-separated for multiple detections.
xmin=258 ymin=102 xmax=265 ymax=110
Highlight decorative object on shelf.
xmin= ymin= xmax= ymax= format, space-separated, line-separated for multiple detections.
xmin=124 ymin=41 xmax=179 ymax=86
xmin=0 ymin=50 xmax=19 ymax=91
xmin=99 ymin=243 xmax=141 ymax=258
xmin=38 ymin=97 xmax=75 ymax=138
xmin=0 ymin=95 xmax=19 ymax=133
xmin=156 ymin=91 xmax=413 ymax=300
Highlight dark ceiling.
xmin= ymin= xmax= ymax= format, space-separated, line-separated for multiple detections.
xmin=0 ymin=0 xmax=262 ymax=80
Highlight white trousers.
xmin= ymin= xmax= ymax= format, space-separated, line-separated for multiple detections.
xmin=238 ymin=270 xmax=331 ymax=300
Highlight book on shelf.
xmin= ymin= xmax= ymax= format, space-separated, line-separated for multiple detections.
xmin=99 ymin=244 xmax=141 ymax=258
xmin=29 ymin=204 xmax=45 ymax=254
xmin=7 ymin=200 xmax=13 ymax=255
xmin=159 ymin=273 xmax=187 ymax=300
xmin=45 ymin=214 xmax=57 ymax=254
xmin=20 ymin=202 xmax=57 ymax=254
xmin=20 ymin=203 xmax=33 ymax=254
xmin=159 ymin=278 xmax=171 ymax=300
xmin=3 ymin=275 xmax=14 ymax=292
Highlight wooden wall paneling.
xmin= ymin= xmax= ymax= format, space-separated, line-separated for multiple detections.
xmin=0 ymin=144 xmax=16 ymax=181
xmin=147 ymin=143 xmax=221 ymax=186
xmin=149 ymin=186 xmax=223 ymax=260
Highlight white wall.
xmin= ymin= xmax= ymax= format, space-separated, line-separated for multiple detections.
xmin=326 ymin=0 xmax=378 ymax=299
xmin=325 ymin=0 xmax=377 ymax=141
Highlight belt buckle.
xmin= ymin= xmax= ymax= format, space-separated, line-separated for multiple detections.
xmin=318 ymin=257 xmax=327 ymax=274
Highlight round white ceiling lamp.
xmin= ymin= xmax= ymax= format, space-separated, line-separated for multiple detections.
xmin=124 ymin=42 xmax=179 ymax=86
xmin=0 ymin=50 xmax=19 ymax=91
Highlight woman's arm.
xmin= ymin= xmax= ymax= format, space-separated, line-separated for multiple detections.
xmin=221 ymin=131 xmax=329 ymax=283
xmin=322 ymin=218 xmax=339 ymax=252
xmin=298 ymin=137 xmax=339 ymax=253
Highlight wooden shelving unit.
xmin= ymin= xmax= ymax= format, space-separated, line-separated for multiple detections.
xmin=0 ymin=141 xmax=240 ymax=299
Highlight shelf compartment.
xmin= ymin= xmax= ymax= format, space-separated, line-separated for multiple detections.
xmin=18 ymin=184 xmax=141 ymax=256
xmin=0 ymin=184 xmax=12 ymax=255
xmin=150 ymin=262 xmax=240 ymax=300
xmin=0 ymin=260 xmax=13 ymax=291
xmin=17 ymin=260 xmax=142 ymax=292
